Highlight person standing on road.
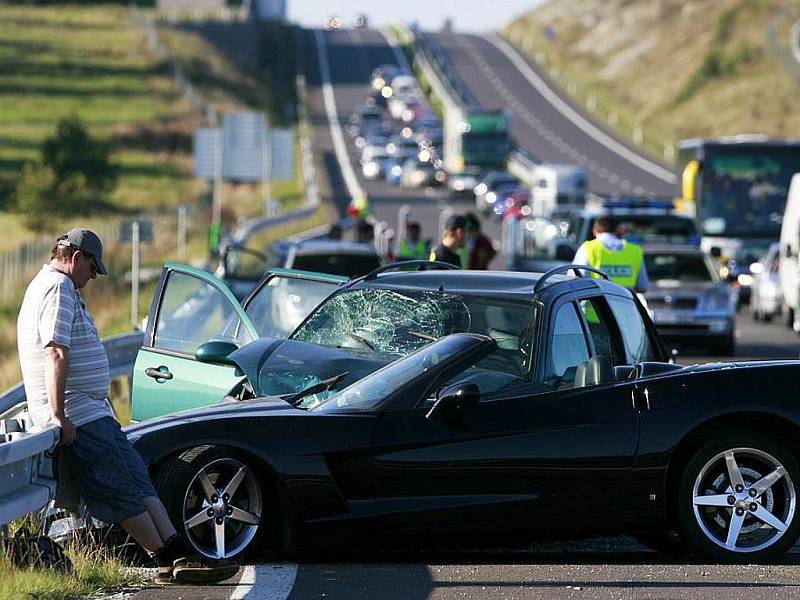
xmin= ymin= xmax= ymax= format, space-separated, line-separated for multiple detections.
xmin=573 ymin=217 xmax=649 ymax=293
xmin=462 ymin=213 xmax=496 ymax=270
xmin=398 ymin=222 xmax=429 ymax=260
xmin=429 ymin=215 xmax=467 ymax=268
xmin=16 ymin=229 xmax=239 ymax=586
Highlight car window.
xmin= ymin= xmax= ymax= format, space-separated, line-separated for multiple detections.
xmin=290 ymin=254 xmax=383 ymax=278
xmin=291 ymin=288 xmax=535 ymax=376
xmin=244 ymin=275 xmax=339 ymax=339
xmin=155 ymin=271 xmax=253 ymax=355
xmin=579 ymin=298 xmax=615 ymax=362
xmin=644 ymin=253 xmax=717 ymax=283
xmin=607 ymin=295 xmax=655 ymax=364
xmin=547 ymin=302 xmax=590 ymax=388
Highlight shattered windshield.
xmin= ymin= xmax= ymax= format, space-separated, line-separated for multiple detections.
xmin=291 ymin=287 xmax=535 ymax=376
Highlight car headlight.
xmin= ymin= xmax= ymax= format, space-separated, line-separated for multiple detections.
xmin=737 ymin=273 xmax=754 ymax=287
xmin=486 ymin=192 xmax=497 ymax=204
xmin=453 ymin=180 xmax=465 ymax=191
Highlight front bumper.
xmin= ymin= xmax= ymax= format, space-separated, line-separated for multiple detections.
xmin=651 ymin=310 xmax=734 ymax=341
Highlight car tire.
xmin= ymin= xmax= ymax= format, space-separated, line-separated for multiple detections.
xmin=153 ymin=445 xmax=269 ymax=561
xmin=676 ymin=435 xmax=800 ymax=563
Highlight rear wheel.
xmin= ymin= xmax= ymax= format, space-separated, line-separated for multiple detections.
xmin=676 ymin=436 xmax=800 ymax=562
xmin=153 ymin=445 xmax=268 ymax=560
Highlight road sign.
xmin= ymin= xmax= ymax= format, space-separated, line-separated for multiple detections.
xmin=270 ymin=128 xmax=294 ymax=180
xmin=119 ymin=220 xmax=153 ymax=243
xmin=193 ymin=114 xmax=294 ymax=181
xmin=193 ymin=128 xmax=218 ymax=178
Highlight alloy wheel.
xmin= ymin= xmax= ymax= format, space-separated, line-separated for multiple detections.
xmin=692 ymin=447 xmax=796 ymax=553
xmin=182 ymin=457 xmax=262 ymax=559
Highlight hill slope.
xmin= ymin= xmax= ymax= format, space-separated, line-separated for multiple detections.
xmin=503 ymin=0 xmax=800 ymax=159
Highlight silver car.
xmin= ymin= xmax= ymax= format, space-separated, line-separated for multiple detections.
xmin=750 ymin=242 xmax=784 ymax=322
xmin=644 ymin=245 xmax=736 ymax=356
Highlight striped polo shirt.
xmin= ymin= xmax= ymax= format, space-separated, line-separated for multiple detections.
xmin=17 ymin=265 xmax=112 ymax=428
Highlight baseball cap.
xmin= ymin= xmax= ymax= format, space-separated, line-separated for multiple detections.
xmin=444 ymin=214 xmax=467 ymax=231
xmin=57 ymin=228 xmax=108 ymax=275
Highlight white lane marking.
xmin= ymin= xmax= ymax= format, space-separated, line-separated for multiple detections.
xmin=485 ymin=33 xmax=677 ymax=185
xmin=229 ymin=563 xmax=298 ymax=600
xmin=379 ymin=28 xmax=412 ymax=73
xmin=313 ymin=28 xmax=364 ymax=202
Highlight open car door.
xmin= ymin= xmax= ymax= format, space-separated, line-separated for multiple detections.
xmin=132 ymin=263 xmax=346 ymax=421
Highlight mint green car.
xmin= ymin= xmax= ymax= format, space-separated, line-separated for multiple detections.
xmin=131 ymin=263 xmax=347 ymax=421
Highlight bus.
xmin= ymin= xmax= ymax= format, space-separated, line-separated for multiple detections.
xmin=677 ymin=136 xmax=800 ymax=262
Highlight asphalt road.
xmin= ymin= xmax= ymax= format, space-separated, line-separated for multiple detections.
xmin=300 ymin=27 xmax=502 ymax=252
xmin=129 ymin=25 xmax=800 ymax=600
xmin=427 ymin=32 xmax=677 ymax=198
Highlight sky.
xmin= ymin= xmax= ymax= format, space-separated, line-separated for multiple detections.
xmin=286 ymin=0 xmax=545 ymax=33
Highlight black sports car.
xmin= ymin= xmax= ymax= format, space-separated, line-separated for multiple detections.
xmin=127 ymin=265 xmax=800 ymax=563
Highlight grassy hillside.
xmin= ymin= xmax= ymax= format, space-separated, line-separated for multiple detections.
xmin=0 ymin=4 xmax=203 ymax=240
xmin=0 ymin=5 xmax=320 ymax=390
xmin=503 ymin=0 xmax=800 ymax=161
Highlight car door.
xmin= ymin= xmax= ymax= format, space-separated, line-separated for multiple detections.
xmin=132 ymin=263 xmax=345 ymax=421
xmin=370 ymin=294 xmax=642 ymax=538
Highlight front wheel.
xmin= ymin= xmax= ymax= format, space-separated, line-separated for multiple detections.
xmin=153 ymin=445 xmax=267 ymax=560
xmin=676 ymin=437 xmax=800 ymax=562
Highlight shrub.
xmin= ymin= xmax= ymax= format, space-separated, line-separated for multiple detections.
xmin=15 ymin=116 xmax=119 ymax=231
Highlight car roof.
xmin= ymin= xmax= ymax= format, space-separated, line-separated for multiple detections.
xmin=349 ymin=269 xmax=610 ymax=301
xmin=289 ymin=240 xmax=382 ymax=257
xmin=642 ymin=244 xmax=708 ymax=255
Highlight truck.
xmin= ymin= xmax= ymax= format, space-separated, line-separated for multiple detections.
xmin=530 ymin=164 xmax=589 ymax=217
xmin=444 ymin=109 xmax=510 ymax=175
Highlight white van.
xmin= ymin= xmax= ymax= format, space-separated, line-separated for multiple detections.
xmin=531 ymin=164 xmax=588 ymax=217
xmin=778 ymin=173 xmax=800 ymax=330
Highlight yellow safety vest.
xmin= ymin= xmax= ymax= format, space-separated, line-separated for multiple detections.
xmin=583 ymin=238 xmax=643 ymax=289
xmin=399 ymin=239 xmax=428 ymax=260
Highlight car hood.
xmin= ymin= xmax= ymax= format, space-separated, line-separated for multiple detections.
xmin=647 ymin=281 xmax=724 ymax=297
xmin=230 ymin=337 xmax=390 ymax=398
xmin=125 ymin=395 xmax=297 ymax=438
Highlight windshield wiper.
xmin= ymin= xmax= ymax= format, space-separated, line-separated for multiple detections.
xmin=409 ymin=331 xmax=437 ymax=342
xmin=345 ymin=332 xmax=377 ymax=351
xmin=284 ymin=371 xmax=349 ymax=407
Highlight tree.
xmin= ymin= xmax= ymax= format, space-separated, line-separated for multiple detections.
xmin=15 ymin=115 xmax=118 ymax=231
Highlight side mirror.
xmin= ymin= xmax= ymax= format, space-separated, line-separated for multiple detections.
xmin=195 ymin=340 xmax=239 ymax=367
xmin=425 ymin=383 xmax=480 ymax=420
xmin=669 ymin=347 xmax=680 ymax=364
xmin=613 ymin=365 xmax=638 ymax=381
xmin=710 ymin=246 xmax=722 ymax=259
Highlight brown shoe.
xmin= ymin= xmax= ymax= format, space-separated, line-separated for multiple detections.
xmin=172 ymin=556 xmax=240 ymax=584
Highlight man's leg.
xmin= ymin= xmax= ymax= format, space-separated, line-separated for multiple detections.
xmin=119 ymin=511 xmax=164 ymax=553
xmin=143 ymin=496 xmax=178 ymax=541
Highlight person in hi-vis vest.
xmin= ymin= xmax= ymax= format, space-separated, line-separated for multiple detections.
xmin=573 ymin=216 xmax=649 ymax=293
xmin=398 ymin=222 xmax=429 ymax=260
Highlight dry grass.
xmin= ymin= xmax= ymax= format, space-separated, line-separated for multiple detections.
xmin=502 ymin=0 xmax=800 ymax=160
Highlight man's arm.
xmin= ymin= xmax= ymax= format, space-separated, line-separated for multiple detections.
xmin=44 ymin=342 xmax=76 ymax=445
xmin=634 ymin=258 xmax=650 ymax=294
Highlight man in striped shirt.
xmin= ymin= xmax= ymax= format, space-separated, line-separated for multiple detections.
xmin=17 ymin=229 xmax=237 ymax=585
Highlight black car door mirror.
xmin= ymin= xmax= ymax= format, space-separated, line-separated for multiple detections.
xmin=613 ymin=365 xmax=638 ymax=381
xmin=195 ymin=340 xmax=240 ymax=367
xmin=425 ymin=383 xmax=480 ymax=420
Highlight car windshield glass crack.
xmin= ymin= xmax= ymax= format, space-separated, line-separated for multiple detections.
xmin=292 ymin=288 xmax=471 ymax=357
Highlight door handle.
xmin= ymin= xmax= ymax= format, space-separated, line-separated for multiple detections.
xmin=631 ymin=385 xmax=650 ymax=411
xmin=145 ymin=367 xmax=173 ymax=381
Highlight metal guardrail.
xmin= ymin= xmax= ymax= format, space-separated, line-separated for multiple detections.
xmin=0 ymin=332 xmax=143 ymax=527
xmin=408 ymin=27 xmax=540 ymax=185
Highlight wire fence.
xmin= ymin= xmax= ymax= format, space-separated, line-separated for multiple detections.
xmin=0 ymin=210 xmax=192 ymax=303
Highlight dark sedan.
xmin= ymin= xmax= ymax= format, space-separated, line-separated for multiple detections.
xmin=128 ymin=265 xmax=800 ymax=564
